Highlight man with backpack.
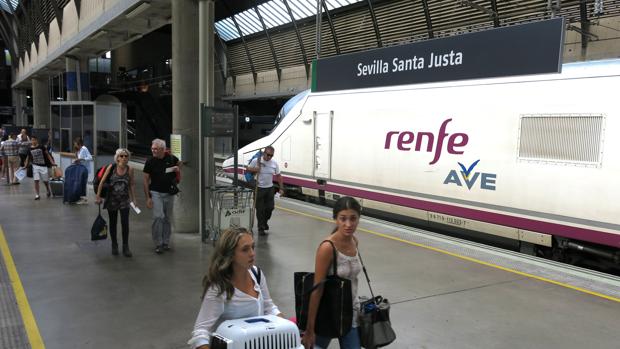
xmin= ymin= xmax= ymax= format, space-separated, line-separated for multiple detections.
xmin=246 ymin=145 xmax=284 ymax=236
xmin=143 ymin=138 xmax=181 ymax=254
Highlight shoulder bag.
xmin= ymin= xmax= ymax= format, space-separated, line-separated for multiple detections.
xmin=294 ymin=240 xmax=353 ymax=338
xmin=90 ymin=204 xmax=108 ymax=241
xmin=357 ymin=249 xmax=397 ymax=348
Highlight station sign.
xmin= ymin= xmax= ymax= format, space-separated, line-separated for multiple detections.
xmin=311 ymin=18 xmax=565 ymax=92
xmin=201 ymin=105 xmax=234 ymax=137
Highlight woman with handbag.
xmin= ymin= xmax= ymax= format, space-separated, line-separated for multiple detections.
xmin=188 ymin=227 xmax=284 ymax=349
xmin=302 ymin=196 xmax=363 ymax=349
xmin=95 ymin=148 xmax=137 ymax=257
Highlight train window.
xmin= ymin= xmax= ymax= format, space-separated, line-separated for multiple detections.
xmin=517 ymin=114 xmax=604 ymax=166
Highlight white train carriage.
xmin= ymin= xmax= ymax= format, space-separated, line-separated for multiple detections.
xmin=223 ymin=59 xmax=620 ymax=262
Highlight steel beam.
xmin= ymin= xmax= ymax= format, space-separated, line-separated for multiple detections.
xmin=282 ymin=0 xmax=310 ymax=78
xmin=459 ymin=0 xmax=497 ymax=20
xmin=253 ymin=2 xmax=281 ymax=82
xmin=579 ymin=0 xmax=589 ymax=49
xmin=223 ymin=2 xmax=257 ymax=84
xmin=421 ymin=0 xmax=434 ymax=38
xmin=0 ymin=19 xmax=16 ymax=60
xmin=215 ymin=29 xmax=235 ymax=78
xmin=322 ymin=0 xmax=341 ymax=55
xmin=366 ymin=0 xmax=383 ymax=47
xmin=490 ymin=0 xmax=499 ymax=27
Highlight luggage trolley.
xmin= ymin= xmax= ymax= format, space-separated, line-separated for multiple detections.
xmin=205 ymin=185 xmax=255 ymax=243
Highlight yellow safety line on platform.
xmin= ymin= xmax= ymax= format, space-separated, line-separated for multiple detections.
xmin=276 ymin=205 xmax=620 ymax=304
xmin=0 ymin=225 xmax=46 ymax=349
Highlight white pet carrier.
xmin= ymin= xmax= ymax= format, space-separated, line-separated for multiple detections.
xmin=211 ymin=315 xmax=303 ymax=349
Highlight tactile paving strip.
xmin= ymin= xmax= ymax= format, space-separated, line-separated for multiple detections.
xmin=278 ymin=198 xmax=620 ymax=300
xmin=0 ymin=252 xmax=31 ymax=349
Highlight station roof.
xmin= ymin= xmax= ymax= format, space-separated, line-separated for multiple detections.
xmin=0 ymin=0 xmax=19 ymax=14
xmin=215 ymin=0 xmax=361 ymax=41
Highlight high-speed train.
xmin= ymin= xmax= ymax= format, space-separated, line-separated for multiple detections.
xmin=223 ymin=59 xmax=620 ymax=266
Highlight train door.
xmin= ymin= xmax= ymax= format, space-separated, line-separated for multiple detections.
xmin=313 ymin=111 xmax=333 ymax=179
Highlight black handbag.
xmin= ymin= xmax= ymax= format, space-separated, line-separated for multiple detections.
xmin=168 ymin=182 xmax=180 ymax=195
xmin=358 ymin=250 xmax=396 ymax=348
xmin=294 ymin=240 xmax=353 ymax=338
xmin=90 ymin=205 xmax=108 ymax=241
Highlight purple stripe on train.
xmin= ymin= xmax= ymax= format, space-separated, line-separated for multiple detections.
xmin=277 ymin=174 xmax=620 ymax=248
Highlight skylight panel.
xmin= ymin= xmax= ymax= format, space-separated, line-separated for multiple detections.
xmin=0 ymin=0 xmax=16 ymax=13
xmin=215 ymin=18 xmax=240 ymax=41
xmin=236 ymin=11 xmax=263 ymax=36
xmin=288 ymin=0 xmax=315 ymax=20
xmin=215 ymin=0 xmax=364 ymax=41
xmin=256 ymin=6 xmax=281 ymax=28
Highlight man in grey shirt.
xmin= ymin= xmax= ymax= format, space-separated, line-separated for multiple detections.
xmin=247 ymin=145 xmax=284 ymax=236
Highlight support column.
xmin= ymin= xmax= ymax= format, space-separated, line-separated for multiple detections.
xmin=66 ymin=57 xmax=79 ymax=101
xmin=199 ymin=0 xmax=216 ymax=239
xmin=12 ymin=88 xmax=27 ymax=125
xmin=171 ymin=0 xmax=200 ymax=234
xmin=32 ymin=78 xmax=50 ymax=128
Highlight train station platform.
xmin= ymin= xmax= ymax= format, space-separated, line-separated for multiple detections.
xmin=1 ymin=173 xmax=619 ymax=349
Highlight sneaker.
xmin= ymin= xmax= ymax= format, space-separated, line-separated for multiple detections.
xmin=34 ymin=195 xmax=40 ymax=200
xmin=76 ymin=198 xmax=88 ymax=205
xmin=111 ymin=245 xmax=119 ymax=256
xmin=265 ymin=224 xmax=270 ymax=231
xmin=162 ymin=244 xmax=170 ymax=251
xmin=122 ymin=246 xmax=133 ymax=258
xmin=258 ymin=229 xmax=268 ymax=236
xmin=155 ymin=246 xmax=163 ymax=254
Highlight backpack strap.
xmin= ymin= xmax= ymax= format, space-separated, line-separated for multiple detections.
xmin=251 ymin=265 xmax=262 ymax=285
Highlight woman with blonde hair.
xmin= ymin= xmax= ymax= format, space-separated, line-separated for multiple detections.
xmin=96 ymin=148 xmax=137 ymax=257
xmin=188 ymin=227 xmax=283 ymax=349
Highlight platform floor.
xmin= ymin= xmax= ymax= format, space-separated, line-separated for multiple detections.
xmin=1 ymin=174 xmax=619 ymax=349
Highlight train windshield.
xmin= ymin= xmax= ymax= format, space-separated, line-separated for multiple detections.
xmin=273 ymin=90 xmax=310 ymax=128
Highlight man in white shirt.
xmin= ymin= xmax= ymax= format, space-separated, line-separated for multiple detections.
xmin=247 ymin=146 xmax=284 ymax=236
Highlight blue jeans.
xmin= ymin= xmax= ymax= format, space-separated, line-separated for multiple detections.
xmin=315 ymin=327 xmax=360 ymax=349
xmin=151 ymin=191 xmax=174 ymax=246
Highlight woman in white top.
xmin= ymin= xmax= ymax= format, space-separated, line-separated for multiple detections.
xmin=73 ymin=137 xmax=93 ymax=164
xmin=302 ymin=197 xmax=363 ymax=349
xmin=188 ymin=227 xmax=282 ymax=349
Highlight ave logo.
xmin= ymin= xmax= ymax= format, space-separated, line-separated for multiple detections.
xmin=443 ymin=160 xmax=496 ymax=190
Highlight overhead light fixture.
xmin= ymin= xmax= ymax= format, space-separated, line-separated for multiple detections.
xmin=91 ymin=30 xmax=108 ymax=40
xmin=125 ymin=1 xmax=151 ymax=19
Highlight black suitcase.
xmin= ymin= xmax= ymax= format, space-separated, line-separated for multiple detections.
xmin=50 ymin=178 xmax=64 ymax=197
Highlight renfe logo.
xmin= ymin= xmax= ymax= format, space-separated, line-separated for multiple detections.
xmin=444 ymin=160 xmax=497 ymax=190
xmin=384 ymin=118 xmax=469 ymax=164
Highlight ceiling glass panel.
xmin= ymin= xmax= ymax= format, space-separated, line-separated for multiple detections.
xmin=215 ymin=0 xmax=362 ymax=42
xmin=0 ymin=0 xmax=20 ymax=13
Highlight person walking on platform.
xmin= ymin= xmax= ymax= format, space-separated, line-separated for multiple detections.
xmin=96 ymin=149 xmax=137 ymax=257
xmin=143 ymin=138 xmax=181 ymax=254
xmin=188 ymin=227 xmax=283 ymax=349
xmin=0 ymin=134 xmax=21 ymax=184
xmin=17 ymin=129 xmax=30 ymax=168
xmin=25 ymin=136 xmax=56 ymax=200
xmin=302 ymin=197 xmax=363 ymax=349
xmin=72 ymin=137 xmax=93 ymax=203
xmin=247 ymin=145 xmax=284 ymax=236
